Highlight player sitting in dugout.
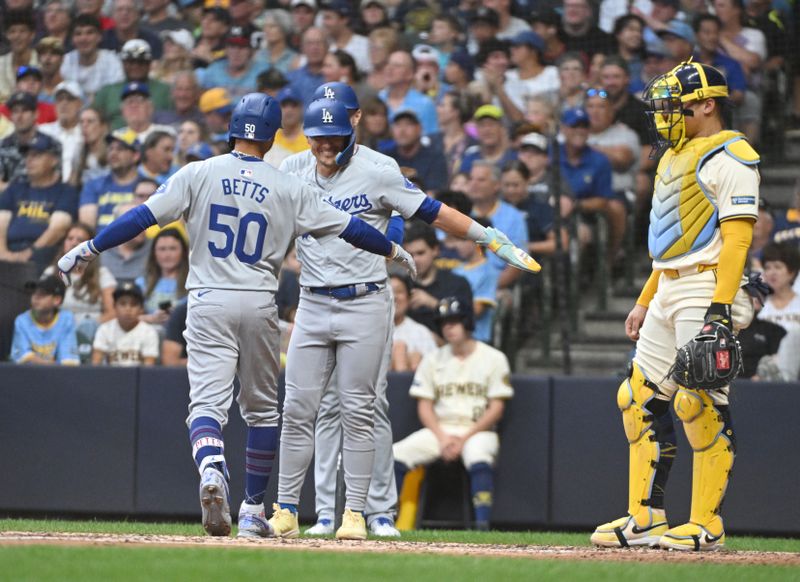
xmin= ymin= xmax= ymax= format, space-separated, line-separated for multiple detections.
xmin=393 ymin=297 xmax=513 ymax=531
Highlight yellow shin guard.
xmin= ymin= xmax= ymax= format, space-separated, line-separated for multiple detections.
xmin=673 ymin=388 xmax=735 ymax=529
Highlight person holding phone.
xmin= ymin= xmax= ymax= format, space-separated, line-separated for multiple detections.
xmin=134 ymin=227 xmax=188 ymax=328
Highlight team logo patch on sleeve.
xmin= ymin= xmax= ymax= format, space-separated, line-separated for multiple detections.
xmin=403 ymin=177 xmax=419 ymax=190
xmin=732 ymin=196 xmax=756 ymax=205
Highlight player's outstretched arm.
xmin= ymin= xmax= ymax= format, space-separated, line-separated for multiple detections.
xmin=57 ymin=205 xmax=158 ymax=286
xmin=430 ymin=204 xmax=542 ymax=274
xmin=338 ymin=216 xmax=417 ymax=279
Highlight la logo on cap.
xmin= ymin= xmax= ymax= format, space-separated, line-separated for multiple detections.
xmin=321 ymin=108 xmax=334 ymax=123
xmin=323 ymin=86 xmax=335 ymax=99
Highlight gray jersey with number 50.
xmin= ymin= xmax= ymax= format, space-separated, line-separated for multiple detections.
xmin=145 ymin=152 xmax=351 ymax=292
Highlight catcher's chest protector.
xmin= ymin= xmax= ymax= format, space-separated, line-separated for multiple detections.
xmin=649 ymin=130 xmax=746 ymax=261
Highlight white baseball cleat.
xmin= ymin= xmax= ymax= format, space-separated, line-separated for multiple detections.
xmin=369 ymin=517 xmax=401 ymax=538
xmin=199 ymin=468 xmax=231 ymax=536
xmin=237 ymin=502 xmax=274 ymax=538
xmin=305 ymin=519 xmax=334 ymax=536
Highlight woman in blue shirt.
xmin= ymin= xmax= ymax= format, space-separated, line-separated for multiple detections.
xmin=135 ymin=227 xmax=188 ymax=328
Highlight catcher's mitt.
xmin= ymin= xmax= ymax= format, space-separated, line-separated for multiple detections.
xmin=670 ymin=321 xmax=743 ymax=390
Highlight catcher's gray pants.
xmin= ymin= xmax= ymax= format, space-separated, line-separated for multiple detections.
xmin=278 ymin=286 xmax=392 ymax=512
xmin=184 ymin=289 xmax=281 ymax=428
xmin=313 ymin=311 xmax=397 ymax=525
xmin=634 ymin=271 xmax=754 ymax=406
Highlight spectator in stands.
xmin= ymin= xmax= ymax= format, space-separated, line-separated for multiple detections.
xmin=94 ymin=40 xmax=172 ymax=131
xmin=199 ymin=87 xmax=233 ymax=144
xmin=0 ymin=10 xmax=39 ymax=103
xmin=412 ymin=45 xmax=450 ymax=105
xmin=428 ymin=14 xmax=462 ymax=71
xmin=43 ymin=222 xmax=116 ymax=360
xmin=258 ymin=10 xmax=300 ymax=75
xmin=76 ymin=107 xmax=109 ymax=185
xmin=712 ymin=0 xmax=766 ymax=144
xmin=263 ymin=87 xmax=308 ymax=167
xmin=492 ymin=31 xmax=559 ymax=123
xmin=561 ymin=0 xmax=614 ymax=58
xmin=773 ymin=178 xmax=800 ymax=250
xmin=41 ymin=0 xmax=72 ymax=51
xmin=289 ymin=0 xmax=318 ymax=48
xmin=467 ymin=8 xmax=501 ymax=56
xmin=153 ymin=29 xmax=195 ymax=86
xmin=0 ymin=92 xmax=47 ymax=190
xmin=174 ymin=119 xmax=205 ymax=168
xmin=437 ymin=90 xmax=477 ymax=180
xmin=100 ymin=202 xmax=152 ymax=282
xmin=162 ymin=299 xmax=188 ymax=366
xmin=154 ymin=71 xmax=204 ymax=128
xmin=585 ymin=88 xmax=637 ymax=268
xmin=0 ymin=133 xmax=76 ymax=269
xmin=390 ymin=273 xmax=438 ymax=371
xmin=322 ymin=50 xmax=378 ymax=107
xmin=738 ymin=299 xmax=786 ymax=379
xmin=484 ymin=0 xmax=530 ymax=40
xmin=459 ymin=105 xmax=516 ymax=174
xmin=39 ymin=81 xmax=83 ymax=184
xmin=12 ymin=274 xmax=79 ymax=365
xmin=758 ymin=243 xmax=800 ymax=332
xmin=384 ymin=110 xmax=447 ymax=195
xmin=142 ymin=0 xmax=190 ymax=34
xmin=0 ymin=66 xmax=57 ymax=124
xmin=36 ymin=37 xmax=65 ymax=104
xmin=657 ymin=19 xmax=696 ymax=66
xmin=199 ymin=25 xmax=267 ymax=100
xmin=612 ymin=14 xmax=646 ymax=86
xmin=392 ymin=296 xmax=513 ymax=531
xmin=530 ymin=9 xmax=566 ymax=65
xmin=380 ymin=50 xmax=439 ymax=137
xmin=744 ymin=0 xmax=789 ymax=71
xmin=192 ymin=7 xmax=230 ymax=69
xmin=79 ymin=128 xmax=139 ymax=229
xmin=524 ymin=94 xmax=557 ymax=133
xmin=468 ymin=39 xmax=511 ymax=106
xmin=60 ymin=15 xmax=124 ymax=100
xmin=749 ymin=198 xmax=774 ymax=272
xmin=556 ymin=52 xmax=588 ymax=114
xmin=138 ymin=130 xmax=176 ymax=184
xmin=358 ymin=0 xmax=390 ymax=33
xmin=630 ymin=37 xmax=673 ymax=95
xmin=403 ymin=222 xmax=473 ymax=335
xmin=76 ymin=0 xmax=114 ymax=31
xmin=135 ymin=227 xmax=189 ymax=328
xmin=599 ymin=57 xmax=648 ymax=145
xmin=92 ymin=281 xmax=159 ymax=366
xmin=287 ymin=27 xmax=328 ymax=102
xmin=356 ymin=97 xmax=392 ymax=151
xmin=257 ymin=68 xmax=290 ymax=97
xmin=638 ymin=0 xmax=682 ymax=36
xmin=102 ymin=0 xmax=163 ymax=59
xmin=118 ymin=83 xmax=174 ymax=144
xmin=467 ymin=161 xmax=528 ymax=289
xmin=320 ymin=0 xmax=370 ymax=74
xmin=443 ymin=49 xmax=475 ymax=93
xmin=693 ymin=14 xmax=747 ymax=107
xmin=365 ymin=27 xmax=399 ymax=92
xmin=452 ymin=221 xmax=498 ymax=343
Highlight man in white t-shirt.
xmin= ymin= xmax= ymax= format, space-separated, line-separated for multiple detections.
xmin=500 ymin=30 xmax=559 ymax=119
xmin=60 ymin=14 xmax=124 ymax=99
xmin=757 ymin=242 xmax=800 ymax=333
xmin=390 ymin=274 xmax=437 ymax=371
xmin=39 ymin=82 xmax=84 ymax=183
xmin=392 ymin=297 xmax=514 ymax=530
xmin=92 ymin=282 xmax=159 ymax=366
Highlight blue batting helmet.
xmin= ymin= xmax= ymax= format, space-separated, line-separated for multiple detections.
xmin=303 ymin=98 xmax=353 ymax=137
xmin=312 ymin=82 xmax=360 ymax=111
xmin=228 ymin=92 xmax=282 ymax=142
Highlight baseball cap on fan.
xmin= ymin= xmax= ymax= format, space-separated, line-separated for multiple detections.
xmin=25 ymin=275 xmax=66 ymax=298
xmin=161 ymin=29 xmax=196 ymax=52
xmin=519 ymin=132 xmax=548 ymax=152
xmin=199 ymin=87 xmax=233 ymax=114
xmin=226 ymin=25 xmax=256 ymax=47
xmin=121 ymin=39 xmax=153 ymax=62
xmin=412 ymin=44 xmax=440 ymax=65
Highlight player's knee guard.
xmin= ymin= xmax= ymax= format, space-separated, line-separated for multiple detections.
xmin=617 ymin=362 xmax=676 ymax=515
xmin=673 ymin=388 xmax=735 ymax=526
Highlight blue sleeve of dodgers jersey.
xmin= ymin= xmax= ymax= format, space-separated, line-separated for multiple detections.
xmin=92 ymin=205 xmax=157 ymax=252
xmin=386 ymin=215 xmax=404 ymax=244
xmin=339 ymin=216 xmax=393 ymax=256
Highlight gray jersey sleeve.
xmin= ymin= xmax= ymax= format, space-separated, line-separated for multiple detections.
xmin=376 ymin=164 xmax=428 ymax=219
xmin=291 ymin=179 xmax=352 ymax=241
xmin=279 ymin=150 xmax=314 ymax=175
xmin=144 ymin=165 xmax=194 ymax=225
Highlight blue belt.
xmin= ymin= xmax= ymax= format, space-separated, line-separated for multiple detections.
xmin=307 ymin=282 xmax=382 ymax=300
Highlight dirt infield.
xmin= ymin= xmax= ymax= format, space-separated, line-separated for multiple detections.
xmin=1 ymin=531 xmax=798 ymax=566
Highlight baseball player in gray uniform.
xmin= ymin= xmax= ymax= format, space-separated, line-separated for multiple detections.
xmin=57 ymin=93 xmax=417 ymax=539
xmin=268 ymin=96 xmax=542 ymax=540
xmin=282 ymin=82 xmax=404 ymax=537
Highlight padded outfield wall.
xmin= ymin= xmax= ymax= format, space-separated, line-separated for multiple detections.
xmin=1 ymin=365 xmax=797 ymax=535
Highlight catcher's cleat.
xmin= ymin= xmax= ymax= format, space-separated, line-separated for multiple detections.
xmin=335 ymin=508 xmax=367 ymax=540
xmin=591 ymin=508 xmax=669 ymax=548
xmin=199 ymin=468 xmax=232 ymax=536
xmin=268 ymin=504 xmax=300 ymax=538
xmin=659 ymin=516 xmax=725 ymax=551
xmin=236 ymin=502 xmax=274 ymax=538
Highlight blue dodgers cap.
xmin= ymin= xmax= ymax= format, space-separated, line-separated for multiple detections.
xmin=510 ymin=30 xmax=545 ymax=52
xmin=561 ymin=107 xmax=589 ymax=127
xmin=186 ymin=142 xmax=214 ymax=160
xmin=121 ymin=81 xmax=150 ymax=100
xmin=657 ymin=19 xmax=696 ymax=44
xmin=277 ymin=86 xmax=303 ymax=104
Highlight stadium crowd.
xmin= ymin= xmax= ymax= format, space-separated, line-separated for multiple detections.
xmin=1 ymin=0 xmax=799 ymax=379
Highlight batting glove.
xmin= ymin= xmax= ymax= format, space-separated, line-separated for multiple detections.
xmin=478 ymin=227 xmax=542 ymax=274
xmin=389 ymin=242 xmax=417 ymax=280
xmin=57 ymin=239 xmax=99 ymax=286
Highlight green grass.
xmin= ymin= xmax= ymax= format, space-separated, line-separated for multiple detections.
xmin=2 ymin=518 xmax=800 ymax=553
xmin=0 ymin=546 xmax=797 ymax=582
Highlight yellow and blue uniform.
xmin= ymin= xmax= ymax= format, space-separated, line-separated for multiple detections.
xmin=79 ymin=173 xmax=138 ymax=229
xmin=11 ymin=309 xmax=80 ymax=365
xmin=0 ymin=179 xmax=78 ymax=251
